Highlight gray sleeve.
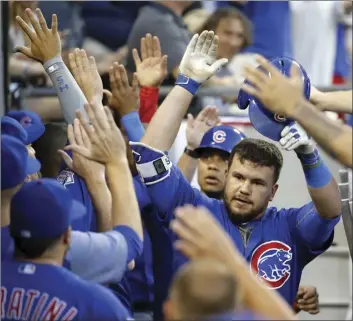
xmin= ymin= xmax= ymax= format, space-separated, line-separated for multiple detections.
xmin=43 ymin=56 xmax=88 ymax=124
xmin=66 ymin=230 xmax=128 ymax=284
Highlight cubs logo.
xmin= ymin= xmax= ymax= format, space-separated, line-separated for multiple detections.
xmin=274 ymin=113 xmax=287 ymax=122
xmin=250 ymin=241 xmax=292 ymax=289
xmin=57 ymin=170 xmax=75 ymax=187
xmin=20 ymin=116 xmax=33 ymax=128
xmin=213 ymin=130 xmax=226 ymax=143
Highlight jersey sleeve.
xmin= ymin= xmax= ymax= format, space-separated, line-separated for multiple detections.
xmin=287 ymin=202 xmax=341 ymax=264
xmin=146 ymin=164 xmax=210 ymax=221
xmin=113 ymin=225 xmax=143 ymax=263
xmin=67 ymin=230 xmax=128 ymax=283
xmin=133 ymin=175 xmax=152 ymax=210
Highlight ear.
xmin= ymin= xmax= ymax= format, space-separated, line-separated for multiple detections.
xmin=269 ymin=184 xmax=278 ymax=201
xmin=63 ymin=226 xmax=71 ymax=246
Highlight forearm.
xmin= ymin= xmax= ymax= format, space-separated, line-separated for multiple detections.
xmin=106 ymin=160 xmax=143 ymax=241
xmin=177 ymin=152 xmax=198 ymax=182
xmin=141 ymin=86 xmax=193 ymax=150
xmin=228 ymin=254 xmax=296 ymax=320
xmin=43 ymin=56 xmax=88 ymax=124
xmin=311 ymin=90 xmax=352 ymax=113
xmin=291 ymin=100 xmax=353 ymax=168
xmin=85 ymin=178 xmax=112 ymax=232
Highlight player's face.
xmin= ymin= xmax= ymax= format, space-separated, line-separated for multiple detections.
xmin=197 ymin=149 xmax=229 ymax=195
xmin=215 ymin=17 xmax=246 ymax=60
xmin=224 ymin=156 xmax=278 ymax=224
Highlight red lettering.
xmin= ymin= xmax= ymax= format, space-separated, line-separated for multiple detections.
xmin=31 ymin=292 xmax=48 ymax=320
xmin=62 ymin=307 xmax=78 ymax=321
xmin=1 ymin=287 xmax=7 ymax=318
xmin=22 ymin=290 xmax=40 ymax=320
xmin=41 ymin=297 xmax=66 ymax=321
xmin=6 ymin=288 xmax=24 ymax=319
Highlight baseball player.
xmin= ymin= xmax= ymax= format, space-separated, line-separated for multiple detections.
xmin=1 ymin=116 xmax=142 ymax=285
xmin=1 ymin=179 xmax=129 ymax=321
xmin=127 ymin=30 xmax=342 ymax=307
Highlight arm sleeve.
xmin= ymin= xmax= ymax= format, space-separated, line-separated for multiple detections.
xmin=113 ymin=225 xmax=143 ymax=263
xmin=43 ymin=56 xmax=88 ymax=124
xmin=288 ymin=202 xmax=341 ymax=259
xmin=67 ymin=230 xmax=128 ymax=283
xmin=139 ymin=87 xmax=159 ymax=123
xmin=121 ymin=112 xmax=145 ymax=142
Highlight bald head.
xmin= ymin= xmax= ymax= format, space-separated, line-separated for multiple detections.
xmin=168 ymin=260 xmax=238 ymax=320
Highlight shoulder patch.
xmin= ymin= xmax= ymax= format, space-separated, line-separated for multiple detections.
xmin=57 ymin=170 xmax=75 ymax=187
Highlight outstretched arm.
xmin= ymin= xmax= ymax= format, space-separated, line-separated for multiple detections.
xmin=310 ymin=87 xmax=352 ymax=114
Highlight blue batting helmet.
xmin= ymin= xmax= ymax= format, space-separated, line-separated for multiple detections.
xmin=237 ymin=57 xmax=311 ymax=141
xmin=195 ymin=125 xmax=246 ymax=155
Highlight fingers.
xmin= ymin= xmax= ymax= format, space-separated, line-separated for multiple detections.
xmin=140 ymin=36 xmax=148 ymax=61
xmin=79 ymin=122 xmax=91 ymax=148
xmin=290 ymin=62 xmax=302 ymax=80
xmin=89 ymin=101 xmax=110 ymax=133
xmin=207 ymin=34 xmax=219 ymax=59
xmin=80 ymin=50 xmax=89 ymax=74
xmin=161 ymin=55 xmax=168 ymax=76
xmin=131 ymin=73 xmax=139 ymax=92
xmin=26 ymin=8 xmax=46 ymax=40
xmin=209 ymin=58 xmax=228 ymax=74
xmin=185 ymin=34 xmax=199 ymax=55
xmin=69 ymin=52 xmax=79 ymax=82
xmin=51 ymin=14 xmax=58 ymax=35
xmin=132 ymin=48 xmax=142 ymax=66
xmin=14 ymin=46 xmax=38 ymax=62
xmin=73 ymin=118 xmax=84 ymax=146
xmin=195 ymin=30 xmax=208 ymax=53
xmin=280 ymin=125 xmax=291 ymax=138
xmin=103 ymin=89 xmax=113 ymax=104
xmin=241 ymin=83 xmax=259 ymax=99
xmin=35 ymin=8 xmax=50 ymax=35
xmin=186 ymin=113 xmax=194 ymax=129
xmin=104 ymin=106 xmax=119 ymax=132
xmin=145 ymin=33 xmax=153 ymax=59
xmin=67 ymin=124 xmax=77 ymax=146
xmin=243 ymin=65 xmax=269 ymax=87
xmin=174 ymin=240 xmax=197 ymax=259
xmin=113 ymin=62 xmax=123 ymax=90
xmin=109 ymin=66 xmax=118 ymax=92
xmin=16 ymin=15 xmax=37 ymax=43
xmin=152 ymin=36 xmax=162 ymax=58
xmin=118 ymin=65 xmax=129 ymax=88
xmin=64 ymin=144 xmax=91 ymax=159
xmin=74 ymin=48 xmax=84 ymax=81
xmin=201 ymin=31 xmax=214 ymax=55
xmin=76 ymin=108 xmax=97 ymax=142
xmin=57 ymin=150 xmax=73 ymax=170
xmin=254 ymin=55 xmax=281 ymax=78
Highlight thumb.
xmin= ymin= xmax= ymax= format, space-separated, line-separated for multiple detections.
xmin=58 ymin=150 xmax=73 ymax=170
xmin=290 ymin=63 xmax=302 ymax=80
xmin=103 ymin=89 xmax=113 ymax=105
xmin=209 ymin=58 xmax=228 ymax=74
xmin=186 ymin=113 xmax=194 ymax=129
xmin=14 ymin=46 xmax=40 ymax=63
xmin=64 ymin=144 xmax=92 ymax=160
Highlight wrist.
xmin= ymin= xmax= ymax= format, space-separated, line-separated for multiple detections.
xmin=43 ymin=56 xmax=64 ymax=71
xmin=175 ymin=73 xmax=202 ymax=95
xmin=184 ymin=147 xmax=199 ymax=159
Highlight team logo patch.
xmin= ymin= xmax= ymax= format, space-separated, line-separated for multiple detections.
xmin=213 ymin=130 xmax=226 ymax=143
xmin=250 ymin=241 xmax=292 ymax=289
xmin=57 ymin=170 xmax=75 ymax=187
xmin=274 ymin=113 xmax=287 ymax=122
xmin=20 ymin=116 xmax=33 ymax=128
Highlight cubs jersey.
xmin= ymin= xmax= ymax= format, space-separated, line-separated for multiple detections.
xmin=1 ymin=260 xmax=129 ymax=321
xmin=143 ymin=164 xmax=340 ymax=306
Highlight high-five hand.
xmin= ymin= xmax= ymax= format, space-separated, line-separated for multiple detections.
xmin=65 ymin=102 xmax=127 ymax=165
xmin=179 ymin=30 xmax=228 ymax=83
xmin=186 ymin=106 xmax=220 ymax=150
xmin=132 ymin=33 xmax=168 ymax=88
xmin=15 ymin=8 xmax=61 ymax=63
xmin=68 ymin=49 xmax=103 ymax=104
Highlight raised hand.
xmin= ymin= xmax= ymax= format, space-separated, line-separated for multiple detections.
xmin=132 ymin=33 xmax=168 ymax=88
xmin=68 ymin=48 xmax=103 ymax=104
xmin=242 ymin=55 xmax=305 ymax=118
xmin=15 ymin=8 xmax=61 ymax=63
xmin=65 ymin=102 xmax=127 ymax=165
xmin=280 ymin=123 xmax=315 ymax=154
xmin=179 ymin=30 xmax=228 ymax=83
xmin=186 ymin=106 xmax=220 ymax=150
xmin=58 ymin=118 xmax=105 ymax=181
xmin=107 ymin=63 xmax=139 ymax=116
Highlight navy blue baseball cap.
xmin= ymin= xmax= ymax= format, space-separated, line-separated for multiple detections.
xmin=10 ymin=179 xmax=86 ymax=239
xmin=7 ymin=110 xmax=45 ymax=144
xmin=195 ymin=125 xmax=246 ymax=155
xmin=237 ymin=57 xmax=311 ymax=141
xmin=1 ymin=135 xmax=41 ymax=190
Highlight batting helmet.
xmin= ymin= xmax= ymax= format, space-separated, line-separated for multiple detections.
xmin=237 ymin=57 xmax=311 ymax=141
xmin=195 ymin=125 xmax=246 ymax=155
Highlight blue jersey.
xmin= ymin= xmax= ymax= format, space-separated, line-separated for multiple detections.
xmin=143 ymin=164 xmax=340 ymax=306
xmin=1 ymin=260 xmax=129 ymax=321
xmin=1 ymin=226 xmax=13 ymax=261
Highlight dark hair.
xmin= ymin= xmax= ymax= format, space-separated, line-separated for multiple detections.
xmin=13 ymin=235 xmax=62 ymax=259
xmin=229 ymin=138 xmax=283 ymax=183
xmin=196 ymin=7 xmax=253 ymax=50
